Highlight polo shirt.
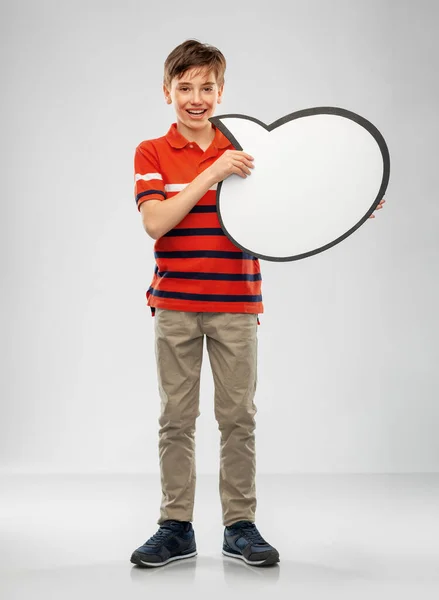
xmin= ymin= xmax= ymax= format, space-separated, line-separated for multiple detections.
xmin=134 ymin=122 xmax=263 ymax=317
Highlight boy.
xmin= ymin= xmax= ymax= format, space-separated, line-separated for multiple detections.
xmin=130 ymin=39 xmax=280 ymax=568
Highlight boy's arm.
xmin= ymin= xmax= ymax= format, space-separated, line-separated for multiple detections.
xmin=135 ymin=144 xmax=253 ymax=240
xmin=140 ymin=168 xmax=216 ymax=240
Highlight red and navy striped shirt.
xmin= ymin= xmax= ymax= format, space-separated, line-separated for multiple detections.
xmin=134 ymin=122 xmax=263 ymax=317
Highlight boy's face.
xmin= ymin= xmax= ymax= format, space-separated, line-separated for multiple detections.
xmin=163 ymin=67 xmax=224 ymax=132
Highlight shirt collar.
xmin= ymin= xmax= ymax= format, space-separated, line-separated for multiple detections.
xmin=165 ymin=122 xmax=232 ymax=150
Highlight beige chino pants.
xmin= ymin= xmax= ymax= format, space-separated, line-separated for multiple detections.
xmin=154 ymin=308 xmax=259 ymax=527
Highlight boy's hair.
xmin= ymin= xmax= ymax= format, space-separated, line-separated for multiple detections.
xmin=163 ymin=39 xmax=226 ymax=89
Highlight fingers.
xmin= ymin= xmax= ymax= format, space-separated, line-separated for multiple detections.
xmin=235 ymin=151 xmax=254 ymax=161
xmin=231 ymin=157 xmax=253 ymax=177
xmin=239 ymin=161 xmax=253 ymax=175
xmin=239 ymin=154 xmax=254 ymax=175
xmin=370 ymin=199 xmax=386 ymax=217
xmin=235 ymin=164 xmax=249 ymax=178
xmin=223 ymin=150 xmax=254 ymax=178
xmin=232 ymin=155 xmax=254 ymax=172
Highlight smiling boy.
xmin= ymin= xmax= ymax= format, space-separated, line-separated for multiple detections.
xmin=130 ymin=39 xmax=280 ymax=568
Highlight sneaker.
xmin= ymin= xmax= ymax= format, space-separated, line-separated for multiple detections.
xmin=222 ymin=520 xmax=280 ymax=567
xmin=130 ymin=520 xmax=197 ymax=568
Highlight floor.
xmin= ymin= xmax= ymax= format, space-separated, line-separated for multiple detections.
xmin=1 ymin=473 xmax=438 ymax=599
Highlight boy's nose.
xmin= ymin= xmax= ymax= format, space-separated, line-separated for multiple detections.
xmin=190 ymin=92 xmax=202 ymax=104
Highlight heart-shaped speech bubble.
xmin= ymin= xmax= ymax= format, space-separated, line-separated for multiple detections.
xmin=209 ymin=107 xmax=390 ymax=262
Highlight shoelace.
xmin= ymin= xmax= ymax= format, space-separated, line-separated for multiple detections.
xmin=145 ymin=526 xmax=175 ymax=546
xmin=236 ymin=523 xmax=267 ymax=545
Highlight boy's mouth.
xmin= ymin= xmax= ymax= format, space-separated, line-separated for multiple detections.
xmin=186 ymin=109 xmax=208 ymax=118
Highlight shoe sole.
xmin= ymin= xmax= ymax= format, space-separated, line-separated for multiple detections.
xmin=222 ymin=548 xmax=279 ymax=567
xmin=131 ymin=550 xmax=197 ymax=568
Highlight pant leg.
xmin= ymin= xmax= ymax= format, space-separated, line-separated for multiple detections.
xmin=154 ymin=308 xmax=204 ymax=524
xmin=203 ymin=312 xmax=258 ymax=526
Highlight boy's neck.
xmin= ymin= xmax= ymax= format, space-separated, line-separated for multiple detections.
xmin=176 ymin=121 xmax=216 ymax=150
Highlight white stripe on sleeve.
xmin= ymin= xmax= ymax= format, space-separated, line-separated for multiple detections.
xmin=164 ymin=183 xmax=218 ymax=192
xmin=135 ymin=173 xmax=163 ymax=182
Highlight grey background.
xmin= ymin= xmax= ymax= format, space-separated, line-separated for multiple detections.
xmin=1 ymin=0 xmax=438 ymax=474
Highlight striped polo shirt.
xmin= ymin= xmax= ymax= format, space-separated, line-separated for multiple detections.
xmin=134 ymin=122 xmax=263 ymax=317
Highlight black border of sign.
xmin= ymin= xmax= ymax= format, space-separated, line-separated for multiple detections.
xmin=209 ymin=106 xmax=390 ymax=262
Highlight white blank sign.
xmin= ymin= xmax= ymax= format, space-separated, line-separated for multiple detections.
xmin=210 ymin=107 xmax=390 ymax=261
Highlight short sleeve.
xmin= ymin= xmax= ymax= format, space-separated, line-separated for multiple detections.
xmin=134 ymin=142 xmax=166 ymax=211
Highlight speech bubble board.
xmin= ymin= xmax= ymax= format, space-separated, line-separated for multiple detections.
xmin=209 ymin=107 xmax=390 ymax=262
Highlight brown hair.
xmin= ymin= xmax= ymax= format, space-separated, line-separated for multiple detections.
xmin=163 ymin=39 xmax=226 ymax=89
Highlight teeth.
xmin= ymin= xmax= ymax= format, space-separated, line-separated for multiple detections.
xmin=188 ymin=110 xmax=205 ymax=114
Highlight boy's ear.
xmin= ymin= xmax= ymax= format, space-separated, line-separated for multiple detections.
xmin=217 ymin=83 xmax=224 ymax=103
xmin=163 ymin=84 xmax=171 ymax=104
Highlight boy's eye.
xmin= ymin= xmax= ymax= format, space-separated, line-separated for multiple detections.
xmin=178 ymin=87 xmax=214 ymax=92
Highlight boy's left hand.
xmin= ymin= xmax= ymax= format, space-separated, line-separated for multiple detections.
xmin=369 ymin=197 xmax=386 ymax=218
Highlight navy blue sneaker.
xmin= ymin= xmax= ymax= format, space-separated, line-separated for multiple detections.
xmin=130 ymin=520 xmax=197 ymax=567
xmin=223 ymin=520 xmax=280 ymax=566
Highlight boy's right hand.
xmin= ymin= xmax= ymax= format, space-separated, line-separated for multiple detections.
xmin=208 ymin=150 xmax=254 ymax=183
